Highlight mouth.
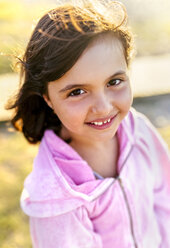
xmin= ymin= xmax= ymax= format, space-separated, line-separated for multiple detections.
xmin=86 ymin=114 xmax=118 ymax=130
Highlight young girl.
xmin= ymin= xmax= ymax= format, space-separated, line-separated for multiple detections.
xmin=8 ymin=0 xmax=170 ymax=247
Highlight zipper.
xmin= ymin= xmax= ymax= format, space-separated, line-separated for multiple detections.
xmin=118 ymin=177 xmax=138 ymax=248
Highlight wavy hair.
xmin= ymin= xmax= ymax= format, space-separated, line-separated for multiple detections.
xmin=7 ymin=0 xmax=135 ymax=143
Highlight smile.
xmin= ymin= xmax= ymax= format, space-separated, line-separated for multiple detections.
xmin=91 ymin=118 xmax=111 ymax=126
xmin=86 ymin=115 xmax=117 ymax=130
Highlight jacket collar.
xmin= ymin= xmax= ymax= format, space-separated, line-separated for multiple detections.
xmin=21 ymin=109 xmax=136 ymax=217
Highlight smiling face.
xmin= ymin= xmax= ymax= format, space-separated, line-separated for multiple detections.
xmin=44 ymin=35 xmax=133 ymax=147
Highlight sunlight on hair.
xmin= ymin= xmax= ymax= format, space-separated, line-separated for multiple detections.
xmin=48 ymin=0 xmax=127 ymax=35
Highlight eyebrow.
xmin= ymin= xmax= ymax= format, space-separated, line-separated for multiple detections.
xmin=59 ymin=70 xmax=126 ymax=93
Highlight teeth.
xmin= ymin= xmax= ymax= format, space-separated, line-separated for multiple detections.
xmin=91 ymin=118 xmax=111 ymax=126
xmin=93 ymin=122 xmax=103 ymax=126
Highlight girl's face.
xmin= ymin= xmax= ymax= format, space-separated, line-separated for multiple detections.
xmin=44 ymin=36 xmax=132 ymax=146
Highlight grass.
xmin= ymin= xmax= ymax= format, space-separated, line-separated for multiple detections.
xmin=0 ymin=124 xmax=38 ymax=248
xmin=0 ymin=123 xmax=170 ymax=247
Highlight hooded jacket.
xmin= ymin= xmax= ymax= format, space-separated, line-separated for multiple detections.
xmin=20 ymin=108 xmax=170 ymax=248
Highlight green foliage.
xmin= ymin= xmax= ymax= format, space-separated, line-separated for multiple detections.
xmin=0 ymin=53 xmax=13 ymax=74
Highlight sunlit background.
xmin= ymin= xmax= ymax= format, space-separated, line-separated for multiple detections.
xmin=0 ymin=0 xmax=170 ymax=247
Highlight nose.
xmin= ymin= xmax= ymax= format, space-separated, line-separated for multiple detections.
xmin=91 ymin=92 xmax=113 ymax=116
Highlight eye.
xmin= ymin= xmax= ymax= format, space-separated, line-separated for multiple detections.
xmin=68 ymin=88 xmax=85 ymax=97
xmin=107 ymin=79 xmax=123 ymax=87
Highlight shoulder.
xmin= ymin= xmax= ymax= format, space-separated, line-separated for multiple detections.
xmin=120 ymin=107 xmax=153 ymax=142
xmin=125 ymin=108 xmax=170 ymax=185
xmin=123 ymin=107 xmax=169 ymax=153
xmin=126 ymin=107 xmax=160 ymax=138
xmin=126 ymin=107 xmax=169 ymax=159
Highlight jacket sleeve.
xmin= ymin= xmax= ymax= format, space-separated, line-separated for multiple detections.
xmin=146 ymin=120 xmax=170 ymax=247
xmin=29 ymin=207 xmax=103 ymax=248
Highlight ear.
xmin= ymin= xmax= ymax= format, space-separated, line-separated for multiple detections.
xmin=43 ymin=94 xmax=53 ymax=109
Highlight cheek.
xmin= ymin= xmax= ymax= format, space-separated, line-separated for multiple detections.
xmin=53 ymin=101 xmax=87 ymax=130
xmin=114 ymin=85 xmax=133 ymax=111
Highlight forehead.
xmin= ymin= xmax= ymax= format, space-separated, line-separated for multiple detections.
xmin=57 ymin=35 xmax=127 ymax=84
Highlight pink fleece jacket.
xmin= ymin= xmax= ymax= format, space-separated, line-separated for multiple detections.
xmin=20 ymin=108 xmax=170 ymax=248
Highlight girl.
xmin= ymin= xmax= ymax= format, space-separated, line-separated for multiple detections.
xmin=8 ymin=0 xmax=170 ymax=247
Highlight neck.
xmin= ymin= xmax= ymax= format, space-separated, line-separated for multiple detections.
xmin=70 ymin=136 xmax=114 ymax=153
xmin=70 ymin=135 xmax=119 ymax=178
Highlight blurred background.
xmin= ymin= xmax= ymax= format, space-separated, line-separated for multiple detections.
xmin=0 ymin=0 xmax=170 ymax=247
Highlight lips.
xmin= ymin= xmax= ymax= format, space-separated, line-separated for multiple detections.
xmin=86 ymin=114 xmax=117 ymax=130
xmin=90 ymin=117 xmax=112 ymax=126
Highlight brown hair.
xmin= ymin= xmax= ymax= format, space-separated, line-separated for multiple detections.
xmin=7 ymin=0 xmax=135 ymax=144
